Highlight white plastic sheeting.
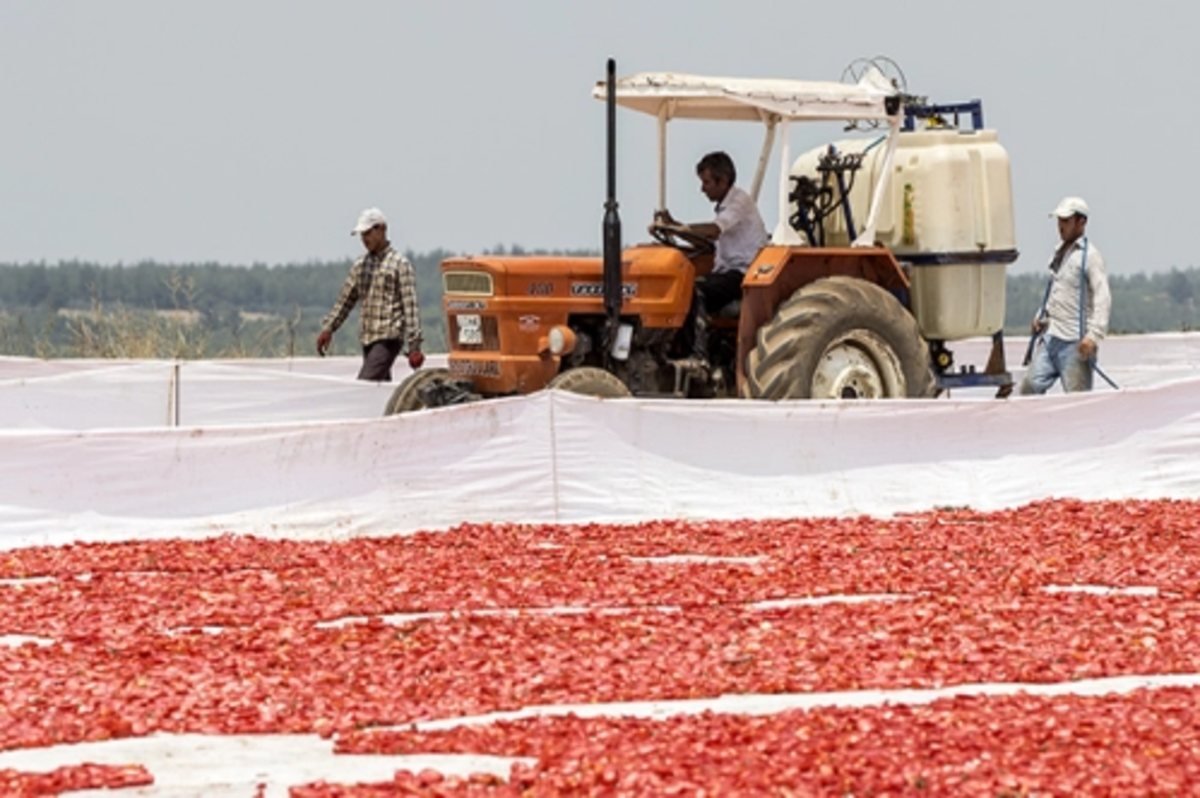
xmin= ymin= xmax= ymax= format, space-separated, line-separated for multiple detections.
xmin=0 ymin=355 xmax=449 ymax=430
xmin=0 ymin=391 xmax=556 ymax=549
xmin=1 ymin=333 xmax=1199 ymax=551
xmin=3 ymin=334 xmax=1199 ymax=431
xmin=552 ymin=379 xmax=1200 ymax=523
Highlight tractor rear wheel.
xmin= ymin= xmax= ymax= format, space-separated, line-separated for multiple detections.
xmin=546 ymin=366 xmax=632 ymax=398
xmin=383 ymin=367 xmax=450 ymax=415
xmin=744 ymin=276 xmax=936 ymax=400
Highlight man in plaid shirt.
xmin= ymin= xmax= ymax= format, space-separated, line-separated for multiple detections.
xmin=316 ymin=207 xmax=424 ymax=381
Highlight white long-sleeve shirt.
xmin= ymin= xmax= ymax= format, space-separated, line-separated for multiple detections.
xmin=713 ymin=185 xmax=768 ymax=274
xmin=1043 ymin=237 xmax=1111 ymax=343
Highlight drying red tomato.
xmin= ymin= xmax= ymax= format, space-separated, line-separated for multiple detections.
xmin=0 ymin=499 xmax=1197 ymax=794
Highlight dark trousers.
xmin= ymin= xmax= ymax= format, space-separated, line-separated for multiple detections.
xmin=358 ymin=339 xmax=402 ymax=382
xmin=691 ymin=269 xmax=744 ymax=361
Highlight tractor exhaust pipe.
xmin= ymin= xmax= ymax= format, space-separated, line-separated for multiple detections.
xmin=602 ymin=57 xmax=623 ymax=354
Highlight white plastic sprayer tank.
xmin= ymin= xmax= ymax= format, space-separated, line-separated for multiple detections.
xmin=790 ymin=127 xmax=1017 ymax=341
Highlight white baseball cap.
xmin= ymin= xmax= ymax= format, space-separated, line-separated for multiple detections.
xmin=351 ymin=207 xmax=387 ymax=235
xmin=1050 ymin=196 xmax=1089 ymax=218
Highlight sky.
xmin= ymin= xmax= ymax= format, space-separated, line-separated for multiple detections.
xmin=1 ymin=0 xmax=1196 ymax=275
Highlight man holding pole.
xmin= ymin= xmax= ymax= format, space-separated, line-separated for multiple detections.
xmin=1017 ymin=196 xmax=1113 ymax=394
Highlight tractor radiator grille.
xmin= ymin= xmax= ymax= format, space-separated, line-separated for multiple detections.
xmin=443 ymin=271 xmax=494 ymax=296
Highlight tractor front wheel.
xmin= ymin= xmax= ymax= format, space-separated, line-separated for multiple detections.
xmin=383 ymin=367 xmax=451 ymax=415
xmin=744 ymin=276 xmax=935 ymax=400
xmin=545 ymin=366 xmax=632 ymax=398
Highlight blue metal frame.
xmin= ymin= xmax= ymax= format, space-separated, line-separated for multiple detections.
xmin=903 ymin=100 xmax=984 ymax=132
xmin=906 ymin=248 xmax=1019 ymax=266
xmin=936 ymin=371 xmax=1013 ymax=390
xmin=930 ymin=330 xmax=1014 ymax=392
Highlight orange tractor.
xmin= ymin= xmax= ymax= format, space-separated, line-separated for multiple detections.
xmin=385 ymin=58 xmax=1017 ymax=414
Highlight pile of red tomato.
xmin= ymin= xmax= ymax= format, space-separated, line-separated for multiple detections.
xmin=2 ymin=499 xmax=1198 ymax=794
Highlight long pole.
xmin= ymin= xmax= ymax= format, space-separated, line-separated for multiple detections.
xmin=168 ymin=361 xmax=180 ymax=427
xmin=602 ymin=58 xmax=623 ymax=357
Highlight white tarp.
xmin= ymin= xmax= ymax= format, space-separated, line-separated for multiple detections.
xmin=4 ymin=334 xmax=1200 ymax=431
xmin=1 ymin=334 xmax=1199 ymax=551
xmin=0 ymin=391 xmax=557 ymax=550
xmin=0 ymin=355 xmax=449 ymax=430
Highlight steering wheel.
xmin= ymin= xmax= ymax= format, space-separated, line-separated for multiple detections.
xmin=649 ymin=221 xmax=716 ymax=257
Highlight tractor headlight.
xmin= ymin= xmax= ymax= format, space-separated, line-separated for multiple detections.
xmin=548 ymin=325 xmax=576 ymax=356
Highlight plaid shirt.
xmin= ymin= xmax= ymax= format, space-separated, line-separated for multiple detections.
xmin=322 ymin=246 xmax=423 ymax=350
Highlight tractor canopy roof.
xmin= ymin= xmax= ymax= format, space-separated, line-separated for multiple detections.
xmin=592 ymin=64 xmax=903 ymax=247
xmin=593 ymin=67 xmax=900 ymax=123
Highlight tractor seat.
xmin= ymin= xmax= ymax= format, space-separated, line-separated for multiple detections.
xmin=716 ymin=299 xmax=741 ymax=319
xmin=711 ymin=299 xmax=741 ymax=329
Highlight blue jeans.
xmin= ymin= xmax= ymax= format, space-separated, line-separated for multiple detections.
xmin=1018 ymin=335 xmax=1094 ymax=394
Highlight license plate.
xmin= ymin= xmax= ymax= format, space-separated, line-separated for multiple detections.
xmin=457 ymin=314 xmax=483 ymax=345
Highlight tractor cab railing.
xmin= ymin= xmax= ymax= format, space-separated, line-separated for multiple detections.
xmin=593 ymin=69 xmax=904 ymax=251
xmin=903 ymin=100 xmax=984 ymax=132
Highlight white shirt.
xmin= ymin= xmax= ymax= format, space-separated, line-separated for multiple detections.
xmin=713 ymin=185 xmax=768 ymax=274
xmin=1044 ymin=237 xmax=1112 ymax=343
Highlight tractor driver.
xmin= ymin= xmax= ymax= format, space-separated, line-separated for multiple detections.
xmin=650 ymin=151 xmax=768 ymax=373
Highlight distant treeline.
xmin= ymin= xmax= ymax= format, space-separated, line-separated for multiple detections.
xmin=0 ymin=251 xmax=1196 ymax=359
xmin=1006 ymin=265 xmax=1197 ymax=336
